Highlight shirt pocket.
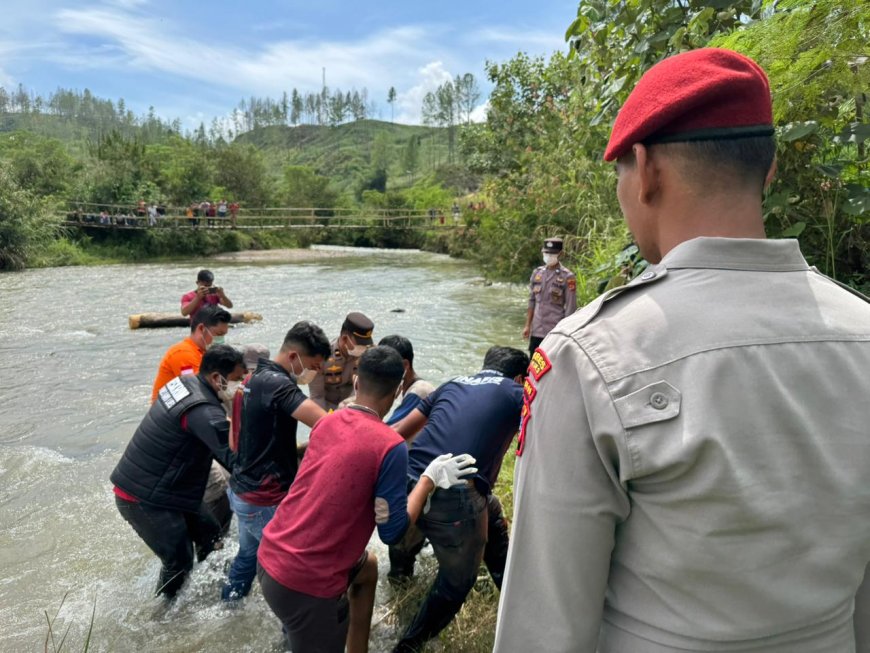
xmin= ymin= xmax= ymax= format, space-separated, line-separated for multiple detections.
xmin=613 ymin=380 xmax=681 ymax=429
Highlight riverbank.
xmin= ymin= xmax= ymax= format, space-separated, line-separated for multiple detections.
xmin=24 ymin=224 xmax=481 ymax=276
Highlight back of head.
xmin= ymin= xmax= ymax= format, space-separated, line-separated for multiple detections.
xmin=191 ymin=304 xmax=232 ymax=332
xmin=357 ymin=346 xmax=405 ymax=399
xmin=201 ymin=344 xmax=244 ymax=377
xmin=378 ymin=334 xmax=413 ymax=364
xmin=241 ymin=343 xmax=270 ymax=371
xmin=605 ymin=48 xmax=775 ymax=193
xmin=197 ymin=269 xmax=214 ymax=284
xmin=281 ymin=321 xmax=331 ymax=358
xmin=483 ymin=346 xmax=530 ymax=380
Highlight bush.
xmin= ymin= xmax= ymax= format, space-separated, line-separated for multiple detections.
xmin=0 ymin=163 xmax=63 ymax=270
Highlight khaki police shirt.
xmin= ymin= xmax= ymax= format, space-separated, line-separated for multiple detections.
xmin=529 ymin=264 xmax=578 ymax=338
xmin=496 ymin=237 xmax=870 ymax=653
xmin=308 ymin=338 xmax=357 ymax=411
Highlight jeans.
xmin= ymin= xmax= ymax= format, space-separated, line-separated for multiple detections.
xmin=222 ymin=488 xmax=277 ymax=601
xmin=391 ymin=482 xmax=489 ymax=652
xmin=115 ymin=496 xmax=220 ymax=598
xmin=389 ymin=493 xmax=509 ymax=589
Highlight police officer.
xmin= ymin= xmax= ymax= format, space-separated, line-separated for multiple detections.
xmin=495 ymin=49 xmax=870 ymax=652
xmin=111 ymin=345 xmax=247 ymax=599
xmin=522 ymin=238 xmax=577 ymax=356
xmin=309 ymin=312 xmax=374 ymax=411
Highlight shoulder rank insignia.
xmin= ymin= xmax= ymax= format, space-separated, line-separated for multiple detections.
xmin=528 ymin=348 xmax=552 ymax=381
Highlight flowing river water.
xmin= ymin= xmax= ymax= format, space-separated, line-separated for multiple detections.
xmin=0 ymin=246 xmax=527 ymax=653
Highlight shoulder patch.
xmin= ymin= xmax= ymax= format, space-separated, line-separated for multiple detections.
xmin=523 ymin=377 xmax=537 ymax=403
xmin=528 ymin=348 xmax=552 ymax=381
xmin=567 ymin=277 xmax=576 ymax=291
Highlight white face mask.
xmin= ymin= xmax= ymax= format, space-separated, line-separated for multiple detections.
xmin=345 ymin=338 xmax=368 ymax=358
xmin=543 ymin=253 xmax=559 ymax=267
xmin=290 ymin=353 xmax=318 ymax=385
xmin=217 ymin=376 xmax=239 ymax=403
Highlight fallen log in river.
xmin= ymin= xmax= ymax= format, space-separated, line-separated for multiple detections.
xmin=129 ymin=311 xmax=263 ymax=329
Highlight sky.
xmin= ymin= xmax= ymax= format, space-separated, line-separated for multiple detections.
xmin=0 ymin=0 xmax=573 ymax=131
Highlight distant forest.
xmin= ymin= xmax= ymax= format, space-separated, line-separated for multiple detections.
xmin=0 ymin=72 xmax=480 ymax=146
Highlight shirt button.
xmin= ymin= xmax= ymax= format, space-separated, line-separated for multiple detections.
xmin=650 ymin=392 xmax=669 ymax=410
xmin=641 ymin=271 xmax=656 ymax=280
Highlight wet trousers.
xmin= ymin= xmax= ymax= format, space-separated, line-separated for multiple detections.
xmin=389 ymin=486 xmax=509 ymax=652
xmin=115 ymin=496 xmax=221 ymax=598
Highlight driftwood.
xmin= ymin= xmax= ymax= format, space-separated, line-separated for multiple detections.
xmin=129 ymin=311 xmax=263 ymax=330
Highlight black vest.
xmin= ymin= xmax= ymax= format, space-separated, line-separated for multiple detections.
xmin=111 ymin=375 xmax=225 ymax=512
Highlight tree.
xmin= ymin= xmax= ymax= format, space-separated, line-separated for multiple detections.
xmin=281 ymin=165 xmax=338 ymax=207
xmin=402 ymin=135 xmax=420 ymax=181
xmin=456 ymin=73 xmax=481 ymax=124
xmin=290 ymin=89 xmax=303 ymax=125
xmin=387 ymin=86 xmax=397 ymax=122
xmin=0 ymin=163 xmax=61 ymax=270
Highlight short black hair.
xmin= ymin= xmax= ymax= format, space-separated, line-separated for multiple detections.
xmin=197 ymin=269 xmax=214 ymax=284
xmin=483 ymin=346 xmax=530 ymax=380
xmin=378 ymin=334 xmax=413 ymax=365
xmin=653 ymin=135 xmax=776 ymax=192
xmin=357 ymin=346 xmax=404 ymax=399
xmin=282 ymin=321 xmax=331 ymax=359
xmin=190 ymin=305 xmax=232 ymax=332
xmin=200 ymin=344 xmax=244 ymax=377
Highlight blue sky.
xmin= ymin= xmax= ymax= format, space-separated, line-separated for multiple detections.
xmin=0 ymin=0 xmax=573 ymax=130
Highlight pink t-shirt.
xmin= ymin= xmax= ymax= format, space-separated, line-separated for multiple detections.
xmin=181 ymin=290 xmax=220 ymax=318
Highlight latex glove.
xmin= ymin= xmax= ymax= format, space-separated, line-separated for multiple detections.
xmin=422 ymin=453 xmax=478 ymax=489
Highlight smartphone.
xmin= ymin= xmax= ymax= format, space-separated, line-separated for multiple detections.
xmin=207 ymin=287 xmax=219 ymax=294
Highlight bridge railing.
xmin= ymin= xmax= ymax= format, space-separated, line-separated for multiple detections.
xmin=60 ymin=203 xmax=462 ymax=230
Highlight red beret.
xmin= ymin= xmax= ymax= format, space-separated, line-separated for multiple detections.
xmin=604 ymin=48 xmax=773 ymax=162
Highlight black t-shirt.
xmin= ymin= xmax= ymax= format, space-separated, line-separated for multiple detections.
xmin=407 ymin=370 xmax=523 ymax=494
xmin=229 ymin=359 xmax=307 ymax=504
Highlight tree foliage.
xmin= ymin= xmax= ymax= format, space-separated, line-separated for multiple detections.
xmin=0 ymin=163 xmax=61 ymax=270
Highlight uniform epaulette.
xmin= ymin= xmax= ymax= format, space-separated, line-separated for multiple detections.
xmin=811 ymin=267 xmax=870 ymax=305
xmin=571 ymin=264 xmax=668 ymax=331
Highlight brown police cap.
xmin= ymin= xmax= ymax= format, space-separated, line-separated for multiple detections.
xmin=342 ymin=312 xmax=374 ymax=345
xmin=542 ymin=238 xmax=564 ymax=254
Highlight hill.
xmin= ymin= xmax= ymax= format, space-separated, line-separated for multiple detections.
xmin=233 ymin=120 xmax=453 ymax=193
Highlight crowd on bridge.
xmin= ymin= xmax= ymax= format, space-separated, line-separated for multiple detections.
xmin=106 ymin=49 xmax=870 ymax=653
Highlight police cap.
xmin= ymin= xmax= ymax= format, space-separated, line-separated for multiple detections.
xmin=542 ymin=238 xmax=564 ymax=254
xmin=341 ymin=312 xmax=374 ymax=345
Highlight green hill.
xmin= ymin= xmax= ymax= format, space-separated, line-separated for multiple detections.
xmin=233 ymin=120 xmax=452 ymax=193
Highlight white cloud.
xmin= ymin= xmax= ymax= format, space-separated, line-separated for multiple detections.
xmin=394 ymin=60 xmax=454 ymax=125
xmin=52 ymin=7 xmax=442 ymax=97
xmin=473 ymin=26 xmax=566 ymax=54
xmin=469 ymin=100 xmax=489 ymax=124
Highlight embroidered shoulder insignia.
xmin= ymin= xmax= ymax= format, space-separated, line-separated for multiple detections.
xmin=567 ymin=278 xmax=576 ymax=291
xmin=528 ymin=348 xmax=552 ymax=381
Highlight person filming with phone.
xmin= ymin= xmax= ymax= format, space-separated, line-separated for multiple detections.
xmin=181 ymin=269 xmax=233 ymax=320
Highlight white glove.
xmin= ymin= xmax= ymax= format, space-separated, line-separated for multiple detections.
xmin=422 ymin=453 xmax=478 ymax=489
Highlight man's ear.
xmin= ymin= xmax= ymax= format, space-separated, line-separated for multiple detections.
xmin=634 ymin=143 xmax=660 ymax=205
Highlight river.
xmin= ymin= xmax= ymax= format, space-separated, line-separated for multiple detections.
xmin=0 ymin=246 xmax=527 ymax=653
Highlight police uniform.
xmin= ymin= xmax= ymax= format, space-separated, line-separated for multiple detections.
xmin=495 ymin=49 xmax=870 ymax=652
xmin=527 ymin=238 xmax=576 ymax=355
xmin=309 ymin=312 xmax=374 ymax=411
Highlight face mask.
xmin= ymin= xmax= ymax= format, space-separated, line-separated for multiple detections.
xmin=290 ymin=353 xmax=318 ymax=385
xmin=347 ymin=343 xmax=368 ymax=358
xmin=216 ymin=375 xmax=237 ymax=403
xmin=543 ymin=253 xmax=559 ymax=267
xmin=203 ymin=326 xmax=226 ymax=348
